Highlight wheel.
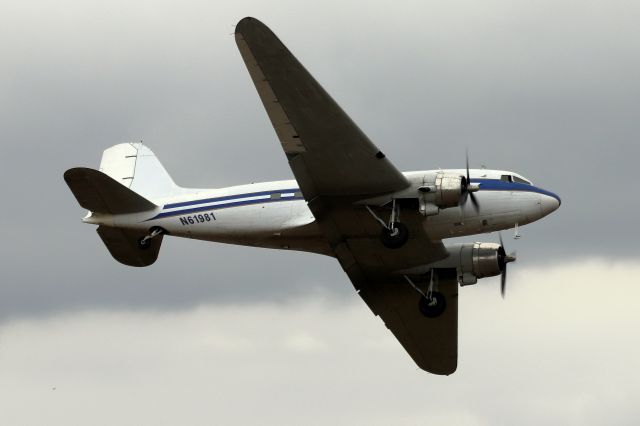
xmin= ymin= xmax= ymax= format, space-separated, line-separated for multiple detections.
xmin=418 ymin=292 xmax=447 ymax=318
xmin=137 ymin=227 xmax=166 ymax=250
xmin=380 ymin=222 xmax=409 ymax=249
xmin=138 ymin=236 xmax=151 ymax=250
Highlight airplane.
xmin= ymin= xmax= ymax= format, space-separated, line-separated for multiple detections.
xmin=64 ymin=17 xmax=560 ymax=375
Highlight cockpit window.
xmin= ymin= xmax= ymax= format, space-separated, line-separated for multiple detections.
xmin=501 ymin=174 xmax=531 ymax=185
xmin=512 ymin=176 xmax=531 ymax=185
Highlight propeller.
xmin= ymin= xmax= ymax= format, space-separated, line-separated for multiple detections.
xmin=498 ymin=232 xmax=517 ymax=298
xmin=462 ymin=149 xmax=480 ymax=212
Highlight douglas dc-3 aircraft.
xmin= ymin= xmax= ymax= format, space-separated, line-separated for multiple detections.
xmin=64 ymin=17 xmax=560 ymax=374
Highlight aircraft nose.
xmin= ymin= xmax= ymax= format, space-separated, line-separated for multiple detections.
xmin=540 ymin=193 xmax=561 ymax=216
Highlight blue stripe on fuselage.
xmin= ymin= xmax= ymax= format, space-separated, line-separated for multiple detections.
xmin=163 ymin=188 xmax=300 ymax=209
xmin=471 ymin=179 xmax=561 ymax=203
xmin=144 ymin=179 xmax=559 ymax=222
xmin=147 ymin=192 xmax=304 ymax=221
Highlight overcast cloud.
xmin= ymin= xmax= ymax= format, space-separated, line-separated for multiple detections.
xmin=2 ymin=260 xmax=639 ymax=425
xmin=1 ymin=0 xmax=639 ymax=424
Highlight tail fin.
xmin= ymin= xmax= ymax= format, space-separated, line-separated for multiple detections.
xmin=65 ymin=143 xmax=176 ymax=267
xmin=99 ymin=143 xmax=180 ymax=201
xmin=64 ymin=167 xmax=157 ymax=214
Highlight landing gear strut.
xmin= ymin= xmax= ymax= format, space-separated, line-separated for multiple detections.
xmin=366 ymin=199 xmax=409 ymax=249
xmin=138 ymin=227 xmax=165 ymax=250
xmin=404 ymin=270 xmax=447 ymax=318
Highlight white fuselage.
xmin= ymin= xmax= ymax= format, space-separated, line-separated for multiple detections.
xmin=85 ymin=169 xmax=560 ymax=256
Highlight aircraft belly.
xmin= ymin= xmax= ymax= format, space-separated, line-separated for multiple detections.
xmin=151 ymin=201 xmax=329 ymax=254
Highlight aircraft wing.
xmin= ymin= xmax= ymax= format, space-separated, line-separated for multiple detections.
xmin=323 ymin=209 xmax=456 ymax=374
xmin=235 ymin=17 xmax=410 ymax=199
xmin=356 ymin=271 xmax=458 ymax=374
xmin=235 ymin=17 xmax=457 ymax=374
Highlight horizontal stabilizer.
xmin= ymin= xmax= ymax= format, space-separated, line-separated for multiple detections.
xmin=64 ymin=167 xmax=157 ymax=214
xmin=97 ymin=226 xmax=162 ymax=267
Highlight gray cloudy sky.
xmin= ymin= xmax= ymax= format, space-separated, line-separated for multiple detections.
xmin=1 ymin=0 xmax=639 ymax=424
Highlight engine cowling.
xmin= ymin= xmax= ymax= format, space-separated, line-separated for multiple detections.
xmin=398 ymin=242 xmax=511 ymax=287
xmin=457 ymin=242 xmax=505 ymax=285
xmin=433 ymin=172 xmax=465 ymax=209
xmin=406 ymin=242 xmax=505 ymax=285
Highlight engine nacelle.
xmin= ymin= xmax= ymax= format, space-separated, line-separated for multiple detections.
xmin=456 ymin=242 xmax=504 ymax=285
xmin=402 ymin=242 xmax=505 ymax=286
xmin=433 ymin=172 xmax=465 ymax=209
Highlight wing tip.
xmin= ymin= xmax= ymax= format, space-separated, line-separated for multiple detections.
xmin=235 ymin=16 xmax=266 ymax=35
xmin=63 ymin=167 xmax=94 ymax=187
xmin=417 ymin=360 xmax=458 ymax=375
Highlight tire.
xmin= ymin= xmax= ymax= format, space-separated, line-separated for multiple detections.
xmin=138 ymin=227 xmax=165 ymax=250
xmin=418 ymin=292 xmax=447 ymax=318
xmin=138 ymin=237 xmax=151 ymax=250
xmin=380 ymin=222 xmax=409 ymax=249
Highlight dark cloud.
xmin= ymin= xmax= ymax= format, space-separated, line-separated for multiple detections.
xmin=1 ymin=0 xmax=639 ymax=319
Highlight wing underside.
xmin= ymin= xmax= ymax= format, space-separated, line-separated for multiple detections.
xmin=355 ymin=270 xmax=458 ymax=375
xmin=235 ymin=17 xmax=457 ymax=374
xmin=235 ymin=17 xmax=410 ymax=200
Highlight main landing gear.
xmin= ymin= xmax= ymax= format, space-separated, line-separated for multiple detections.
xmin=138 ymin=227 xmax=166 ymax=250
xmin=366 ymin=199 xmax=409 ymax=249
xmin=404 ymin=270 xmax=447 ymax=318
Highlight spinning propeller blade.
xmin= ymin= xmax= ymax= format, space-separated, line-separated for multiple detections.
xmin=498 ymin=232 xmax=516 ymax=298
xmin=463 ymin=149 xmax=480 ymax=213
